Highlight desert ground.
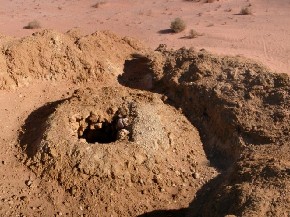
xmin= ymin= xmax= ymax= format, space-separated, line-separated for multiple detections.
xmin=0 ymin=0 xmax=289 ymax=216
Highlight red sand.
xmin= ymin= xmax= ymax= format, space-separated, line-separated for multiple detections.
xmin=1 ymin=0 xmax=289 ymax=74
xmin=0 ymin=0 xmax=289 ymax=216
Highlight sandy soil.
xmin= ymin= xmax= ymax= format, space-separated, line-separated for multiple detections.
xmin=0 ymin=0 xmax=289 ymax=74
xmin=0 ymin=0 xmax=289 ymax=216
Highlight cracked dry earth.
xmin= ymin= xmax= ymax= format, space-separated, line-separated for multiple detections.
xmin=0 ymin=30 xmax=289 ymax=217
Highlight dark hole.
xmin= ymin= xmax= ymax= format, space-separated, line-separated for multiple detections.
xmin=80 ymin=119 xmax=118 ymax=144
xmin=202 ymin=108 xmax=209 ymax=120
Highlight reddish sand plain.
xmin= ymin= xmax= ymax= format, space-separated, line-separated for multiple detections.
xmin=0 ymin=0 xmax=289 ymax=74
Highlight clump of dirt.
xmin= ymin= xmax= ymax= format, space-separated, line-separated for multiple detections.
xmin=121 ymin=45 xmax=290 ymax=216
xmin=19 ymin=86 xmax=217 ymax=216
xmin=0 ymin=29 xmax=146 ymax=89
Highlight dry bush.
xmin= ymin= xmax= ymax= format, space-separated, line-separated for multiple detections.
xmin=92 ymin=1 xmax=106 ymax=8
xmin=170 ymin=18 xmax=186 ymax=33
xmin=188 ymin=29 xmax=203 ymax=39
xmin=240 ymin=6 xmax=252 ymax=15
xmin=23 ymin=20 xmax=41 ymax=29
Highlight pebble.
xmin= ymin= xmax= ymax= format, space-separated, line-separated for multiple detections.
xmin=117 ymin=129 xmax=129 ymax=140
xmin=139 ymin=178 xmax=145 ymax=185
xmin=116 ymin=118 xmax=129 ymax=129
xmin=95 ymin=122 xmax=102 ymax=129
xmin=88 ymin=112 xmax=98 ymax=123
xmin=25 ymin=180 xmax=33 ymax=187
xmin=193 ymin=172 xmax=200 ymax=179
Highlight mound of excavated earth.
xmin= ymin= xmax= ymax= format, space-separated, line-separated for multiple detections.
xmin=120 ymin=45 xmax=290 ymax=216
xmin=0 ymin=29 xmax=146 ymax=89
xmin=19 ymin=86 xmax=217 ymax=216
xmin=10 ymin=30 xmax=289 ymax=217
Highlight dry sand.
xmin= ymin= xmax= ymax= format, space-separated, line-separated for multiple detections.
xmin=0 ymin=0 xmax=289 ymax=216
xmin=0 ymin=0 xmax=289 ymax=74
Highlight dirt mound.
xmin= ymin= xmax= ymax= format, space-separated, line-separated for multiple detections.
xmin=0 ymin=29 xmax=145 ymax=89
xmin=19 ymin=86 xmax=217 ymax=216
xmin=120 ymin=45 xmax=290 ymax=216
xmin=11 ymin=29 xmax=289 ymax=216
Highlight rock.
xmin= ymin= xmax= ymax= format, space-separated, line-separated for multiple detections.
xmin=78 ymin=125 xmax=85 ymax=137
xmin=116 ymin=118 xmax=129 ymax=130
xmin=25 ymin=180 xmax=32 ymax=187
xmin=116 ymin=118 xmax=124 ymax=129
xmin=69 ymin=186 xmax=77 ymax=196
xmin=88 ymin=111 xmax=99 ymax=123
xmin=193 ymin=172 xmax=200 ymax=179
xmin=117 ymin=129 xmax=129 ymax=140
xmin=95 ymin=122 xmax=102 ymax=129
xmin=117 ymin=107 xmax=129 ymax=118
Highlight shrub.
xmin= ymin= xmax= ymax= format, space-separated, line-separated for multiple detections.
xmin=170 ymin=18 xmax=186 ymax=33
xmin=23 ymin=20 xmax=41 ymax=29
xmin=188 ymin=29 xmax=203 ymax=39
xmin=240 ymin=6 xmax=252 ymax=15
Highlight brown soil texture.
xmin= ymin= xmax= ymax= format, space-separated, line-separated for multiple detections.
xmin=0 ymin=30 xmax=288 ymax=216
xmin=120 ymin=45 xmax=290 ymax=216
xmin=0 ymin=29 xmax=145 ymax=89
xmin=19 ymin=86 xmax=217 ymax=216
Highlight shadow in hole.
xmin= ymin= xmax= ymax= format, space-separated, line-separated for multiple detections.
xmin=118 ymin=55 xmax=154 ymax=91
xmin=158 ymin=29 xmax=174 ymax=34
xmin=19 ymin=99 xmax=68 ymax=158
xmin=80 ymin=117 xmax=119 ymax=144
